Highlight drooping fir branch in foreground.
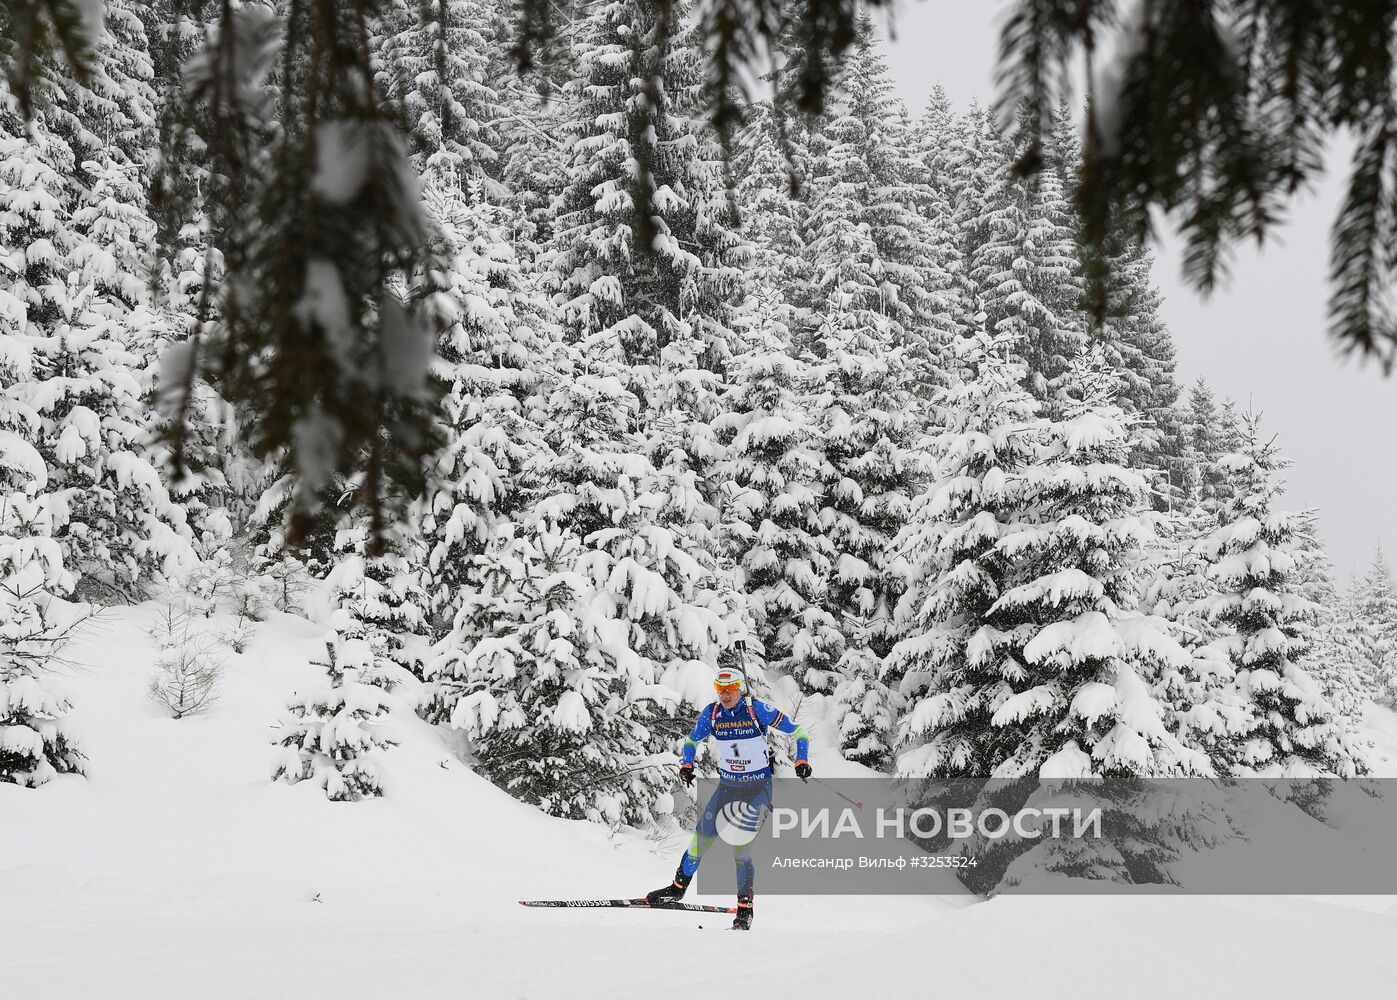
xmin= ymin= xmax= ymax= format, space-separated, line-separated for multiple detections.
xmin=158 ymin=1 xmax=445 ymax=553
xmin=997 ymin=0 xmax=1397 ymax=370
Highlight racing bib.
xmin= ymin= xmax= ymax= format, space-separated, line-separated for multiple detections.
xmin=716 ymin=733 xmax=769 ymax=776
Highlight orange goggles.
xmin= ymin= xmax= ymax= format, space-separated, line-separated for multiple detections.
xmin=714 ymin=682 xmax=743 ymax=694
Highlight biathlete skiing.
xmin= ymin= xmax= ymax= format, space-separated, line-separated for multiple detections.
xmin=644 ymin=666 xmax=811 ymax=930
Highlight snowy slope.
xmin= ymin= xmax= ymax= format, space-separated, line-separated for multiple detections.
xmin=1360 ymin=701 xmax=1397 ymax=775
xmin=2 ymin=603 xmax=1395 ymax=999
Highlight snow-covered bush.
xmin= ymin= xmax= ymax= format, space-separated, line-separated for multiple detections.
xmin=831 ymin=643 xmax=900 ymax=770
xmin=227 ymin=572 xmax=276 ymax=623
xmin=272 ymin=631 xmax=396 ymax=802
xmin=146 ymin=602 xmax=223 ymax=719
xmin=0 ymin=570 xmax=86 ymax=786
xmin=182 ymin=555 xmax=237 ymax=618
xmin=260 ymin=554 xmax=312 ymax=615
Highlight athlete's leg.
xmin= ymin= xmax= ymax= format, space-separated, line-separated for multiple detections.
xmin=678 ymin=783 xmax=727 ymax=880
xmin=732 ymin=780 xmax=773 ymax=896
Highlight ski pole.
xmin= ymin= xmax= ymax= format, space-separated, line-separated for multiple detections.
xmin=809 ymin=774 xmax=864 ymax=810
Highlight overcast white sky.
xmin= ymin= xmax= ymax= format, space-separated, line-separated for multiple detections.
xmin=878 ymin=0 xmax=1397 ymax=581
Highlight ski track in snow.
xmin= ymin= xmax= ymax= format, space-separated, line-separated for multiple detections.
xmin=2 ymin=605 xmax=1395 ymax=999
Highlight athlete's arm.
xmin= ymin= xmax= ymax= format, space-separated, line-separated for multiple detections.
xmin=681 ymin=706 xmax=713 ymax=767
xmin=753 ymin=699 xmax=810 ymax=765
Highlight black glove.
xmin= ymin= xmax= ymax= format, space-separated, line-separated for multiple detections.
xmin=680 ymin=764 xmax=695 ymax=787
xmin=794 ymin=761 xmax=811 ymax=780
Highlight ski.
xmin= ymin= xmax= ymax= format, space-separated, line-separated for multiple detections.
xmin=519 ymin=897 xmax=737 ymax=914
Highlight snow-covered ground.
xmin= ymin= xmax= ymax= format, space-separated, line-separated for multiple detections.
xmin=3 ymin=604 xmax=1395 ymax=999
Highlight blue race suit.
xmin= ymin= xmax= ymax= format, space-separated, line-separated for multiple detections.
xmin=677 ymin=697 xmax=809 ymax=895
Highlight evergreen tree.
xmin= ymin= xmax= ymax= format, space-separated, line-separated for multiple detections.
xmin=841 ymin=20 xmax=957 ymax=367
xmin=910 ymin=84 xmax=972 ymax=346
xmin=712 ymin=295 xmax=842 ymax=693
xmin=799 ymin=88 xmax=927 ymax=741
xmin=0 ymin=323 xmax=82 ymax=786
xmin=1195 ymin=415 xmax=1359 ymax=777
xmin=68 ymin=157 xmax=154 ymax=318
xmin=732 ymin=100 xmax=811 ymax=314
xmin=1143 ymin=472 xmax=1251 ymax=774
xmin=0 ymin=574 xmax=83 ymax=787
xmin=1181 ymin=379 xmax=1230 ymax=514
xmin=27 ymin=285 xmax=195 ymax=597
xmin=0 ymin=112 xmax=78 ymax=340
xmin=1048 ymin=106 xmax=1184 ymax=505
xmin=969 ymin=350 xmax=1220 ymax=890
xmin=983 ymin=350 xmax=1205 ymax=780
xmin=546 ymin=0 xmax=706 ymax=387
xmin=969 ymin=115 xmax=1086 ymax=410
xmin=830 ymin=635 xmax=899 ymax=770
xmin=446 ymin=512 xmax=677 ymax=826
xmin=273 ymin=630 xmax=397 ymax=802
xmin=375 ymin=0 xmax=502 ymax=191
xmin=326 ymin=527 xmax=428 ymax=685
xmin=415 ymin=183 xmax=555 ymax=721
xmin=1292 ymin=516 xmax=1372 ymax=738
xmin=887 ymin=328 xmax=1046 ymax=778
xmin=1352 ymin=544 xmax=1397 ymax=706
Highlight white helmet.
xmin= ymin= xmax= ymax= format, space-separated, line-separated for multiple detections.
xmin=714 ymin=667 xmax=745 ymax=691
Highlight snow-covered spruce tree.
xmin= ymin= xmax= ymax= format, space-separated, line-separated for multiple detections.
xmin=960 ymin=350 xmax=1214 ymax=889
xmin=1378 ymin=640 xmax=1397 ymax=709
xmin=805 ymin=224 xmax=925 ymax=660
xmin=1099 ymin=238 xmax=1185 ymax=509
xmin=840 ymin=19 xmax=958 ymax=372
xmin=0 ymin=325 xmax=83 ymax=785
xmin=0 ymin=105 xmax=78 ymax=342
xmin=1196 ymin=415 xmax=1359 ymax=777
xmin=272 ymin=630 xmax=396 ymax=802
xmin=910 ymin=83 xmax=966 ymax=293
xmin=970 ymin=119 xmax=1087 ymax=413
xmin=1350 ymin=544 xmax=1397 ymax=706
xmin=26 ymin=288 xmax=196 ymax=598
xmin=141 ymin=196 xmax=251 ymax=576
xmin=415 ymin=182 xmax=556 ymax=721
xmin=68 ymin=157 xmax=155 ymax=320
xmin=1292 ymin=516 xmax=1371 ymax=739
xmin=546 ymin=0 xmax=707 ymax=383
xmin=0 ymin=570 xmax=84 ymax=787
xmin=911 ymin=84 xmax=959 ymax=220
xmin=1180 ymin=379 xmax=1233 ymax=515
xmin=326 ymin=520 xmax=429 ymax=688
xmin=64 ymin=0 xmax=160 ymax=173
xmin=633 ymin=17 xmax=755 ymax=599
xmin=542 ymin=0 xmax=749 ymax=528
xmin=996 ymin=351 xmax=1207 ymax=775
xmin=446 ymin=510 xmax=679 ymax=826
xmin=943 ymin=102 xmax=1004 ymax=314
xmin=729 ymin=19 xmax=827 ymax=332
xmin=1047 ymin=107 xmax=1184 ymax=507
xmin=493 ymin=28 xmax=572 ymax=242
xmin=551 ymin=355 xmax=739 ymax=733
xmin=732 ymin=99 xmax=811 ymax=313
xmin=647 ymin=323 xmax=760 ymax=714
xmin=712 ymin=292 xmax=842 ymax=693
xmin=832 ymin=630 xmax=900 ymax=769
xmin=1142 ymin=472 xmax=1252 ymax=775
xmin=3 ymin=99 xmax=194 ymax=599
xmin=374 ymin=0 xmax=502 ymax=192
xmin=799 ymin=92 xmax=926 ymax=751
xmin=886 ymin=328 xmax=1047 ymax=779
